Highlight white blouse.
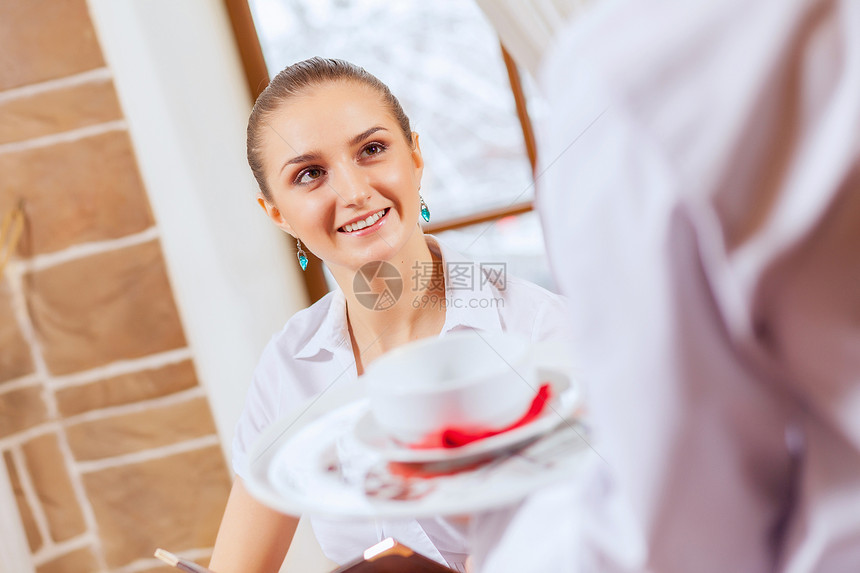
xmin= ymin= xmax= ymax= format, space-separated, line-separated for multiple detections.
xmin=232 ymin=235 xmax=570 ymax=569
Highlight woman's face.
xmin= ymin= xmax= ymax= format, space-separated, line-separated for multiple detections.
xmin=258 ymin=81 xmax=424 ymax=273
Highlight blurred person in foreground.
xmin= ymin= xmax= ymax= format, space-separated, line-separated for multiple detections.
xmin=474 ymin=0 xmax=860 ymax=570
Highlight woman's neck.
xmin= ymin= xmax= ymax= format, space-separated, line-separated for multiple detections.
xmin=331 ymin=230 xmax=447 ymax=373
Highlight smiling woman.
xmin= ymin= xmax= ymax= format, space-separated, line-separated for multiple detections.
xmin=208 ymin=57 xmax=570 ymax=573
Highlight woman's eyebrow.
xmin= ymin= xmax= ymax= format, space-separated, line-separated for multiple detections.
xmin=349 ymin=126 xmax=388 ymax=146
xmin=283 ymin=152 xmax=319 ymax=167
xmin=280 ymin=151 xmax=321 ymax=176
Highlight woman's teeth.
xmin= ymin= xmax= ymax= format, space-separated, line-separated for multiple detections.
xmin=342 ymin=209 xmax=386 ymax=233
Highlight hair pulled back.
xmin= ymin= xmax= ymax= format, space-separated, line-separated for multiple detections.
xmin=247 ymin=57 xmax=413 ymax=201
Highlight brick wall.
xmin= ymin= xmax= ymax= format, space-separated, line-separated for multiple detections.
xmin=0 ymin=1 xmax=232 ymax=572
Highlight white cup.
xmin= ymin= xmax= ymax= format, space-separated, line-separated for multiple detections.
xmin=363 ymin=331 xmax=537 ymax=445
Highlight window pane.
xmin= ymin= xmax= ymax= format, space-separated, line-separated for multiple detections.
xmin=248 ymin=0 xmax=535 ymax=220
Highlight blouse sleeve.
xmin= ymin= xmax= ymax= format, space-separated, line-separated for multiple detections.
xmin=231 ymin=337 xmax=283 ymax=479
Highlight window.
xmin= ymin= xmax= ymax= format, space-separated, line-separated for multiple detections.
xmin=227 ymin=0 xmax=555 ymax=297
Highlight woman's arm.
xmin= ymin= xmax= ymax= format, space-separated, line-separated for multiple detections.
xmin=209 ymin=478 xmax=299 ymax=573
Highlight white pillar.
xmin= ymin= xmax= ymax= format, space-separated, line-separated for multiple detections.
xmin=86 ymin=0 xmax=309 ymax=464
xmin=0 ymin=464 xmax=35 ymax=573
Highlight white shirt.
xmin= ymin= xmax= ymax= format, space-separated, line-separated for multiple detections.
xmin=232 ymin=235 xmax=569 ymax=569
xmin=478 ymin=0 xmax=860 ymax=571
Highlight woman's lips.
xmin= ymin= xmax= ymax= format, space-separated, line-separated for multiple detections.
xmin=338 ymin=208 xmax=389 ymax=237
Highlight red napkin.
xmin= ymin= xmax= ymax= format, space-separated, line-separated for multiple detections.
xmin=408 ymin=383 xmax=552 ymax=449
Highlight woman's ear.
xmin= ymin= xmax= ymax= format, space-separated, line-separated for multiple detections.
xmin=411 ymin=131 xmax=424 ymax=183
xmin=257 ymin=194 xmax=296 ymax=237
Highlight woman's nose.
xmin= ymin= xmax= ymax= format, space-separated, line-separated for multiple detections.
xmin=334 ymin=165 xmax=371 ymax=207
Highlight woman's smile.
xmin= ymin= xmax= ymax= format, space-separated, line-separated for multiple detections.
xmin=338 ymin=207 xmax=390 ymax=236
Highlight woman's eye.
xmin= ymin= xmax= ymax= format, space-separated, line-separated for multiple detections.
xmin=296 ymin=168 xmax=323 ymax=185
xmin=362 ymin=143 xmax=386 ymax=157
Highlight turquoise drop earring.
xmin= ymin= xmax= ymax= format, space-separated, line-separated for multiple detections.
xmin=296 ymin=238 xmax=308 ymax=271
xmin=419 ymin=194 xmax=430 ymax=223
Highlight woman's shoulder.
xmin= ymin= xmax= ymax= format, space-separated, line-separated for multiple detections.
xmin=263 ymin=289 xmax=344 ymax=358
xmin=494 ymin=274 xmax=571 ymax=341
xmin=497 ymin=273 xmax=567 ymax=311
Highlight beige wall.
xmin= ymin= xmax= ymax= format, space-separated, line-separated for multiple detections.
xmin=0 ymin=1 xmax=232 ymax=571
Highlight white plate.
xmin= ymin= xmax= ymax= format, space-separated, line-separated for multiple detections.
xmin=353 ymin=367 xmax=580 ymax=463
xmin=245 ymin=367 xmax=597 ymax=519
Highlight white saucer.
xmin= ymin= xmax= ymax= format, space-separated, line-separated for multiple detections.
xmin=245 ymin=366 xmax=598 ymax=519
xmin=353 ymin=367 xmax=579 ymax=463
